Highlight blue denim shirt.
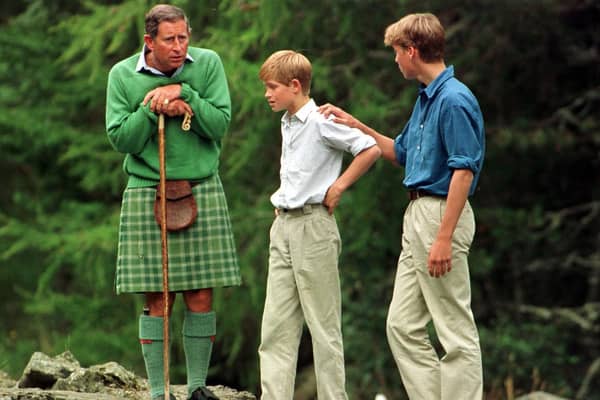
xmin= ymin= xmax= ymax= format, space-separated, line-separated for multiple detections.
xmin=394 ymin=66 xmax=485 ymax=196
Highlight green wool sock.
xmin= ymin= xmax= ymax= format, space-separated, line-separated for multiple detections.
xmin=139 ymin=315 xmax=168 ymax=399
xmin=183 ymin=310 xmax=216 ymax=397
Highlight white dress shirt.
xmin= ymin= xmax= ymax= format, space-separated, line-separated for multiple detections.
xmin=270 ymin=99 xmax=376 ymax=209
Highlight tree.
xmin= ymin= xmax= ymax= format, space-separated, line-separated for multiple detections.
xmin=1 ymin=0 xmax=598 ymax=398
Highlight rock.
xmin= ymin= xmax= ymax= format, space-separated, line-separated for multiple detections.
xmin=53 ymin=361 xmax=145 ymax=393
xmin=17 ymin=351 xmax=80 ymax=389
xmin=0 ymin=385 xmax=256 ymax=400
xmin=1 ymin=351 xmax=256 ymax=400
xmin=0 ymin=371 xmax=16 ymax=389
xmin=0 ymin=388 xmax=121 ymax=399
xmin=515 ymin=391 xmax=570 ymax=400
xmin=205 ymin=385 xmax=256 ymax=400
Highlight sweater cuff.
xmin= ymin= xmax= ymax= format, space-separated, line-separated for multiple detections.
xmin=180 ymin=82 xmax=194 ymax=102
xmin=140 ymin=101 xmax=158 ymax=122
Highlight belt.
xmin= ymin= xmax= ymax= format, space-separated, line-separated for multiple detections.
xmin=407 ymin=189 xmax=446 ymax=201
xmin=278 ymin=203 xmax=324 ymax=215
xmin=156 ymin=180 xmax=201 ymax=188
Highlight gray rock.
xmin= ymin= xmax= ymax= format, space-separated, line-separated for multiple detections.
xmin=53 ymin=361 xmax=144 ymax=392
xmin=17 ymin=351 xmax=80 ymax=389
xmin=0 ymin=371 xmax=16 ymax=389
xmin=2 ymin=352 xmax=256 ymax=400
xmin=0 ymin=387 xmax=121 ymax=399
xmin=515 ymin=391 xmax=570 ymax=400
xmin=0 ymin=385 xmax=256 ymax=400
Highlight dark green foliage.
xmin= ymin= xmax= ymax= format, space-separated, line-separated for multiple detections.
xmin=1 ymin=1 xmax=598 ymax=399
xmin=480 ymin=318 xmax=581 ymax=399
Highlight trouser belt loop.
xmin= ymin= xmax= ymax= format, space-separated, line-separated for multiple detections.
xmin=302 ymin=204 xmax=313 ymax=215
xmin=278 ymin=203 xmax=322 ymax=215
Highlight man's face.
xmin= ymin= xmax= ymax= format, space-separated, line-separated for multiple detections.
xmin=145 ymin=19 xmax=189 ymax=74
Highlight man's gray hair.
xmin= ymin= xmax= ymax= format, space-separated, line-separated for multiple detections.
xmin=145 ymin=4 xmax=191 ymax=38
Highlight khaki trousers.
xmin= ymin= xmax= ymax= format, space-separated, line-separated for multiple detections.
xmin=259 ymin=205 xmax=348 ymax=400
xmin=386 ymin=197 xmax=483 ymax=400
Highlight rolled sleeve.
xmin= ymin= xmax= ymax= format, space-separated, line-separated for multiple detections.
xmin=448 ymin=155 xmax=480 ymax=174
xmin=443 ymin=103 xmax=484 ymax=174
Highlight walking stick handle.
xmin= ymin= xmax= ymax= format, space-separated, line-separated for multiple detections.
xmin=158 ymin=113 xmax=170 ymax=398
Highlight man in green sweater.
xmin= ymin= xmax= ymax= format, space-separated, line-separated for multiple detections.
xmin=105 ymin=5 xmax=240 ymax=400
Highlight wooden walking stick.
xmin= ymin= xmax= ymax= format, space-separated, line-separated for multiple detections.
xmin=157 ymin=113 xmax=171 ymax=398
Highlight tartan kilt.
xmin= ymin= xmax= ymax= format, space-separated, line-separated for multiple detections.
xmin=115 ymin=173 xmax=241 ymax=294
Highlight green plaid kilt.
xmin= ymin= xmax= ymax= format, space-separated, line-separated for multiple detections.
xmin=115 ymin=174 xmax=241 ymax=294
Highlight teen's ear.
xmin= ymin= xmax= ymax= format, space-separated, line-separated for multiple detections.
xmin=289 ymin=78 xmax=302 ymax=93
xmin=407 ymin=45 xmax=418 ymax=60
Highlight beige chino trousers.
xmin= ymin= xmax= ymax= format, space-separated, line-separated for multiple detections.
xmin=259 ymin=205 xmax=348 ymax=400
xmin=386 ymin=197 xmax=483 ymax=400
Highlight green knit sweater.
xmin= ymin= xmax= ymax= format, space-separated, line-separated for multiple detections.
xmin=105 ymin=47 xmax=231 ymax=188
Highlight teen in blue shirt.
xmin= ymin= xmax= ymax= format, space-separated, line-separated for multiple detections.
xmin=395 ymin=65 xmax=485 ymax=196
xmin=320 ymin=13 xmax=484 ymax=400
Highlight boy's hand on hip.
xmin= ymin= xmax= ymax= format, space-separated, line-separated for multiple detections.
xmin=323 ymin=184 xmax=343 ymax=215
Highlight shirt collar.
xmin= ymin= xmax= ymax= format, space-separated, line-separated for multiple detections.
xmin=281 ymin=98 xmax=316 ymax=126
xmin=419 ymin=65 xmax=454 ymax=99
xmin=135 ymin=45 xmax=194 ymax=77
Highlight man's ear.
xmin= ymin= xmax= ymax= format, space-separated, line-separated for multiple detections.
xmin=143 ymin=34 xmax=154 ymax=51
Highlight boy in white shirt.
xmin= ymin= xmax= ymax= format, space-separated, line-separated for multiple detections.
xmin=257 ymin=50 xmax=381 ymax=400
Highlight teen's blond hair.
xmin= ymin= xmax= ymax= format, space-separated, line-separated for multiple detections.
xmin=259 ymin=50 xmax=312 ymax=96
xmin=384 ymin=13 xmax=445 ymax=63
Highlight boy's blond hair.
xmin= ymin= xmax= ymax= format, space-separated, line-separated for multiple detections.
xmin=259 ymin=50 xmax=312 ymax=96
xmin=384 ymin=13 xmax=445 ymax=63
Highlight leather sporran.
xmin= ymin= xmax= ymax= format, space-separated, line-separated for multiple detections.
xmin=154 ymin=180 xmax=198 ymax=232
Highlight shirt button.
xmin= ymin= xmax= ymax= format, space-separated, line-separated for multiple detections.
xmin=420 ymin=124 xmax=424 ymax=129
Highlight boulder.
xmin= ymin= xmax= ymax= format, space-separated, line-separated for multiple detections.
xmin=515 ymin=391 xmax=570 ymax=400
xmin=17 ymin=351 xmax=80 ymax=389
xmin=52 ymin=361 xmax=145 ymax=393
xmin=0 ymin=351 xmax=255 ymax=400
xmin=0 ymin=371 xmax=16 ymax=389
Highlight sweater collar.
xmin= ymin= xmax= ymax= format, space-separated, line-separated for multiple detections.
xmin=135 ymin=45 xmax=194 ymax=77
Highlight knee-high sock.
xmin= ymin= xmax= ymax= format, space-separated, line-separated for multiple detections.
xmin=140 ymin=315 xmax=168 ymax=399
xmin=182 ymin=310 xmax=216 ymax=397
